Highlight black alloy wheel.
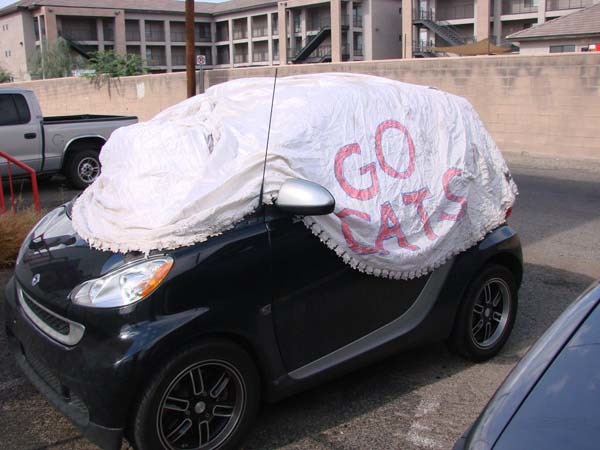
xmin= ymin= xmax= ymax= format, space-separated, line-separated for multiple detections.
xmin=132 ymin=340 xmax=260 ymax=450
xmin=449 ymin=264 xmax=518 ymax=362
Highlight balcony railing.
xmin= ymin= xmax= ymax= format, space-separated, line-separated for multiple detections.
xmin=253 ymin=51 xmax=269 ymax=62
xmin=413 ymin=9 xmax=435 ymax=20
xmin=126 ymin=30 xmax=140 ymax=41
xmin=501 ymin=0 xmax=538 ymax=14
xmin=353 ymin=16 xmax=363 ymax=27
xmin=272 ymin=27 xmax=278 ymax=36
xmin=61 ymin=30 xmax=97 ymax=41
xmin=436 ymin=4 xmax=475 ymax=20
xmin=413 ymin=40 xmax=435 ymax=53
xmin=145 ymin=30 xmax=165 ymax=42
xmin=216 ymin=31 xmax=229 ymax=41
xmin=170 ymin=31 xmax=185 ymax=42
xmin=233 ymin=28 xmax=248 ymax=39
xmin=171 ymin=55 xmax=186 ymax=65
xmin=146 ymin=56 xmax=166 ymax=66
xmin=233 ymin=53 xmax=248 ymax=63
xmin=546 ymin=0 xmax=592 ymax=9
xmin=195 ymin=33 xmax=211 ymax=42
xmin=217 ymin=54 xmax=230 ymax=64
xmin=252 ymin=26 xmax=268 ymax=38
xmin=353 ymin=46 xmax=364 ymax=56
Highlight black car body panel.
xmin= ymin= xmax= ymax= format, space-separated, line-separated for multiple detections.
xmin=455 ymin=280 xmax=600 ymax=450
xmin=5 ymin=202 xmax=522 ymax=450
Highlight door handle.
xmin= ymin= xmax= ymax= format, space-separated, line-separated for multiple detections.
xmin=24 ymin=133 xmax=37 ymax=139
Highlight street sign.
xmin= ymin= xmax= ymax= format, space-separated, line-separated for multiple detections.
xmin=196 ymin=54 xmax=206 ymax=65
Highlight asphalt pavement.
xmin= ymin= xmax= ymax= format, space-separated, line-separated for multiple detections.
xmin=0 ymin=153 xmax=598 ymax=450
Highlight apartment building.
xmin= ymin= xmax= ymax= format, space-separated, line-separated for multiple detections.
xmin=0 ymin=0 xmax=403 ymax=81
xmin=405 ymin=0 xmax=599 ymax=57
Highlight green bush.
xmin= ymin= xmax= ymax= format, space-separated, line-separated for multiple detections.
xmin=0 ymin=66 xmax=12 ymax=83
xmin=86 ymin=50 xmax=145 ymax=77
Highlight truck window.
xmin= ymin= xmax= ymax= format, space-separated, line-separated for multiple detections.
xmin=0 ymin=94 xmax=30 ymax=126
xmin=13 ymin=94 xmax=31 ymax=123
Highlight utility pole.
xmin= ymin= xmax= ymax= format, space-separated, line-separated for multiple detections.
xmin=185 ymin=0 xmax=196 ymax=98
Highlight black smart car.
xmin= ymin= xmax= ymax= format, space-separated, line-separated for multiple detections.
xmin=5 ymin=179 xmax=522 ymax=450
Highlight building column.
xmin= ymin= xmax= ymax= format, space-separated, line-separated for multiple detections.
xmin=164 ymin=20 xmax=172 ymax=71
xmin=537 ymin=0 xmax=547 ymax=24
xmin=331 ymin=0 xmax=342 ymax=62
xmin=300 ymin=7 xmax=307 ymax=47
xmin=228 ymin=18 xmax=233 ymax=67
xmin=114 ymin=11 xmax=126 ymax=55
xmin=247 ymin=16 xmax=253 ymax=63
xmin=348 ymin=0 xmax=354 ymax=60
xmin=287 ymin=9 xmax=295 ymax=57
xmin=278 ymin=2 xmax=287 ymax=65
xmin=493 ymin=0 xmax=502 ymax=43
xmin=211 ymin=22 xmax=217 ymax=66
xmin=267 ymin=12 xmax=273 ymax=62
xmin=42 ymin=7 xmax=58 ymax=45
xmin=401 ymin=0 xmax=413 ymax=58
xmin=139 ymin=19 xmax=147 ymax=64
xmin=475 ymin=0 xmax=490 ymax=41
xmin=96 ymin=18 xmax=104 ymax=51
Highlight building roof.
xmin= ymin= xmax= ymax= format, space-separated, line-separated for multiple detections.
xmin=0 ymin=0 xmax=277 ymax=17
xmin=507 ymin=2 xmax=600 ymax=41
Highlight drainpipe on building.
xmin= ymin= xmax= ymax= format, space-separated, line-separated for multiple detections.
xmin=186 ymin=0 xmax=196 ymax=98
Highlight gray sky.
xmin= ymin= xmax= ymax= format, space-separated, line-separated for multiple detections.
xmin=0 ymin=0 xmax=227 ymax=9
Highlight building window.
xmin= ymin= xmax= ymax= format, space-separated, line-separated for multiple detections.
xmin=145 ymin=21 xmax=165 ymax=42
xmin=126 ymin=20 xmax=141 ymax=41
xmin=549 ymin=44 xmax=576 ymax=53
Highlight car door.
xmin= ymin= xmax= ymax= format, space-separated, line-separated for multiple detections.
xmin=268 ymin=207 xmax=431 ymax=373
xmin=0 ymin=93 xmax=43 ymax=175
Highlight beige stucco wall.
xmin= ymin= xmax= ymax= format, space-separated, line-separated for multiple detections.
xmin=0 ymin=11 xmax=33 ymax=81
xmin=5 ymin=53 xmax=600 ymax=160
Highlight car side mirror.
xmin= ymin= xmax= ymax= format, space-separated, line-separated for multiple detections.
xmin=274 ymin=178 xmax=335 ymax=216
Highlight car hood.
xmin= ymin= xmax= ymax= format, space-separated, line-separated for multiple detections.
xmin=14 ymin=203 xmax=132 ymax=315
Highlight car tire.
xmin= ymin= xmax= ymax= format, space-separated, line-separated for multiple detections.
xmin=132 ymin=339 xmax=260 ymax=450
xmin=65 ymin=149 xmax=101 ymax=190
xmin=449 ymin=264 xmax=518 ymax=362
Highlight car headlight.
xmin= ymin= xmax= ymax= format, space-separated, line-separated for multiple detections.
xmin=69 ymin=257 xmax=174 ymax=308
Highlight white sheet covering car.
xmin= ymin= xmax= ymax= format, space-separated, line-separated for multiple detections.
xmin=72 ymin=73 xmax=517 ymax=279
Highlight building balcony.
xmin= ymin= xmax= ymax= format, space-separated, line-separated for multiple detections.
xmin=546 ymin=0 xmax=592 ymax=9
xmin=253 ymin=51 xmax=269 ymax=62
xmin=252 ymin=27 xmax=268 ymax=38
xmin=233 ymin=53 xmax=248 ymax=63
xmin=233 ymin=29 xmax=248 ymax=40
xmin=436 ymin=4 xmax=474 ymax=20
xmin=145 ymin=31 xmax=165 ymax=42
xmin=501 ymin=0 xmax=538 ymax=14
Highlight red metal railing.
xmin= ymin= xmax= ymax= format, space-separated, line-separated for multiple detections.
xmin=0 ymin=151 xmax=41 ymax=214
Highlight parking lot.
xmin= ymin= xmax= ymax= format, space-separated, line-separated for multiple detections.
xmin=0 ymin=154 xmax=599 ymax=450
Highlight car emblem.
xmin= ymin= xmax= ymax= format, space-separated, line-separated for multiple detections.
xmin=31 ymin=274 xmax=41 ymax=286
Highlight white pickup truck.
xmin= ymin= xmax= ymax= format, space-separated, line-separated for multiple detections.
xmin=0 ymin=87 xmax=137 ymax=189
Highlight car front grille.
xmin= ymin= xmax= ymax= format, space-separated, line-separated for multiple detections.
xmin=17 ymin=286 xmax=85 ymax=346
xmin=21 ymin=294 xmax=70 ymax=335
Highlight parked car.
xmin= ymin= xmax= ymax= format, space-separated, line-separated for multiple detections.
xmin=4 ymin=179 xmax=522 ymax=450
xmin=0 ymin=88 xmax=137 ymax=189
xmin=454 ymin=279 xmax=600 ymax=450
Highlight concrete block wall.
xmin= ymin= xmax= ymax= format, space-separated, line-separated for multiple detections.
xmin=6 ymin=53 xmax=600 ymax=160
xmin=205 ymin=53 xmax=600 ymax=160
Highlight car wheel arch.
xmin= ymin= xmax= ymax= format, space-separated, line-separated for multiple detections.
xmin=62 ymin=136 xmax=106 ymax=167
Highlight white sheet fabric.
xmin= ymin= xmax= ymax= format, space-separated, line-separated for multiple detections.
xmin=72 ymin=73 xmax=517 ymax=279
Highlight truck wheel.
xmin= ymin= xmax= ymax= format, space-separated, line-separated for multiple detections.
xmin=448 ymin=264 xmax=518 ymax=362
xmin=65 ymin=149 xmax=101 ymax=190
xmin=132 ymin=339 xmax=260 ymax=450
